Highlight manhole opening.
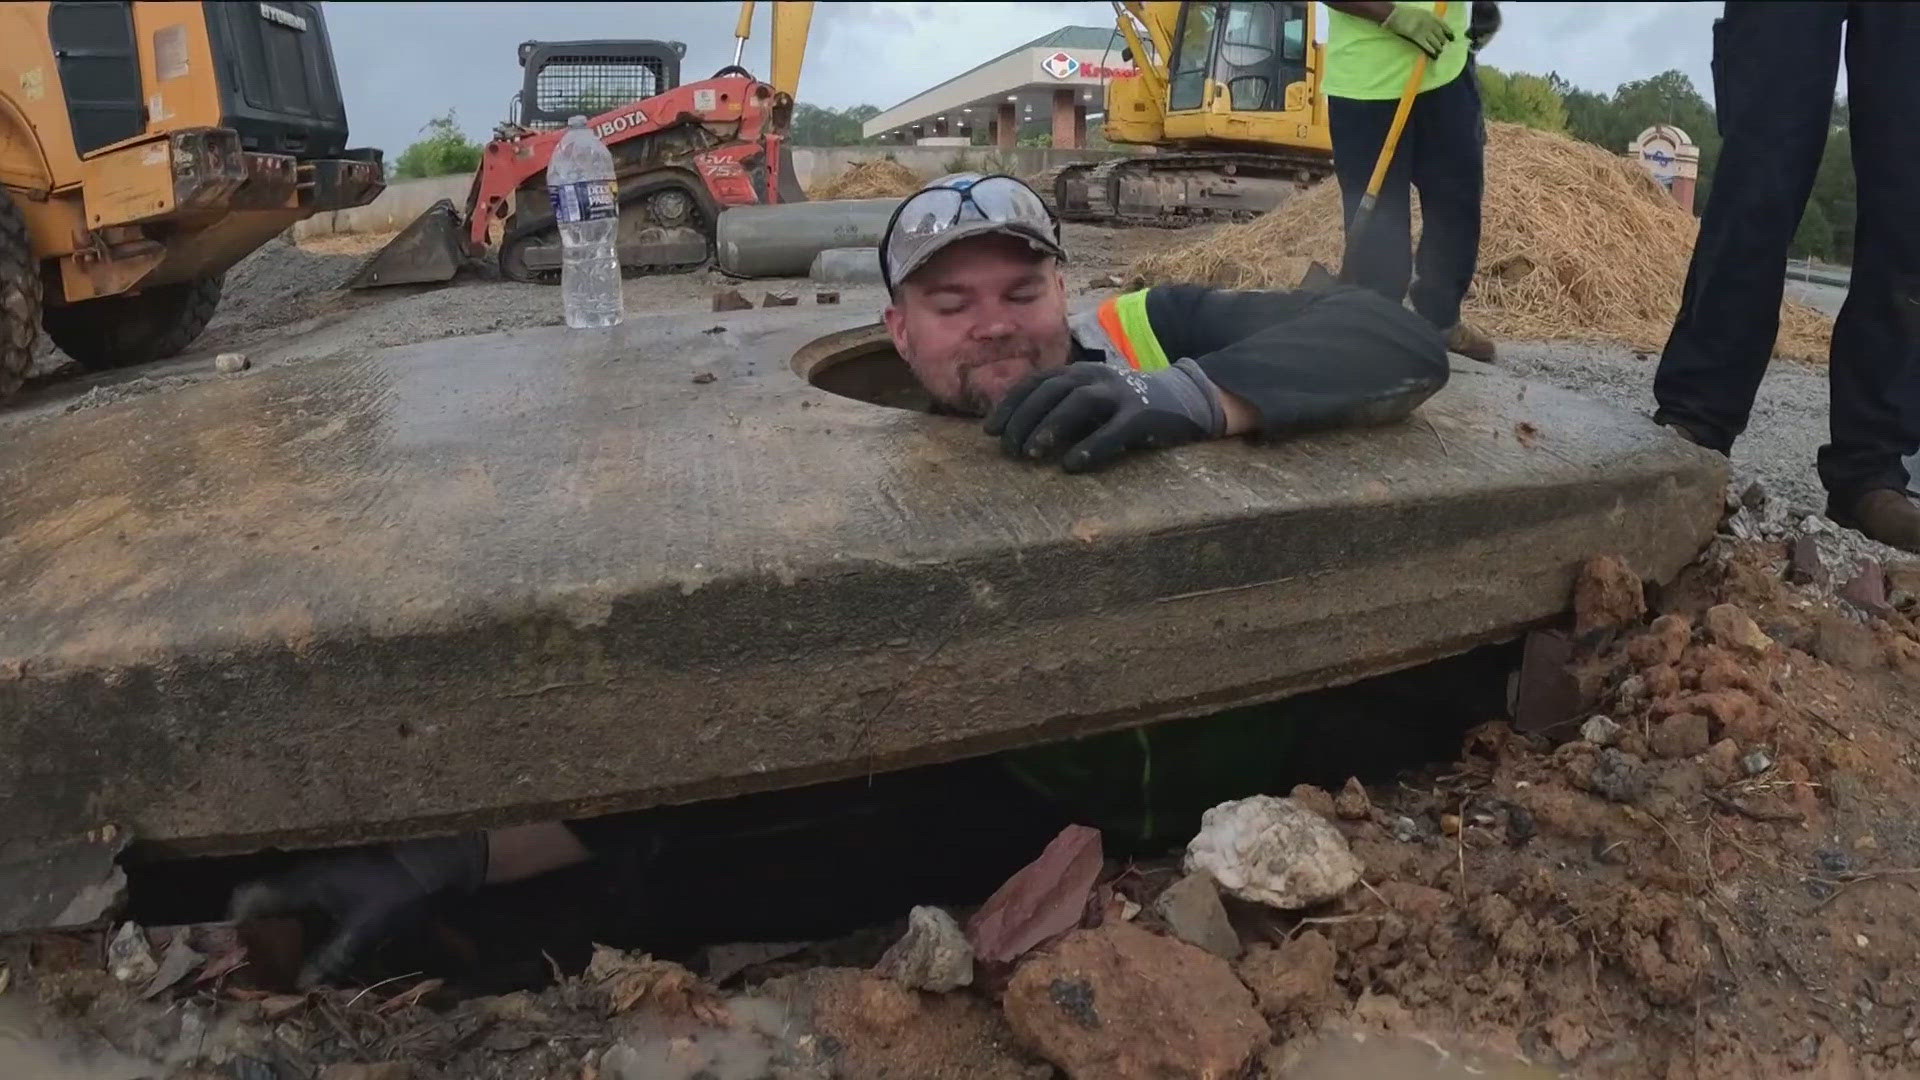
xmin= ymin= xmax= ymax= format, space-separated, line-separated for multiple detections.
xmin=126 ymin=639 xmax=1518 ymax=993
xmin=791 ymin=323 xmax=934 ymax=413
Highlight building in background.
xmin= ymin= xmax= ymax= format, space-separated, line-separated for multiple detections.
xmin=862 ymin=26 xmax=1134 ymax=150
xmin=1627 ymin=125 xmax=1699 ymax=213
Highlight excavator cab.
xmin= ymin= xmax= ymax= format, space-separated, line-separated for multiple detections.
xmin=1046 ymin=0 xmax=1331 ymax=226
xmin=1166 ymin=2 xmax=1309 ymax=116
xmin=1108 ymin=0 xmax=1328 ymax=154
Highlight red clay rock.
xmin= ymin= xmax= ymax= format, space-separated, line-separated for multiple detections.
xmin=1813 ymin=613 xmax=1882 ymax=671
xmin=1628 ymin=614 xmax=1692 ymax=667
xmin=1573 ymin=555 xmax=1646 ymax=636
xmin=1702 ymin=739 xmax=1742 ymax=787
xmin=1288 ymin=783 xmax=1337 ymax=820
xmin=1705 ymin=603 xmax=1773 ymax=654
xmin=1237 ymin=929 xmax=1339 ymax=1022
xmin=1004 ymin=922 xmax=1269 ymax=1080
xmin=1373 ymin=881 xmax=1455 ymax=924
xmin=966 ymin=825 xmax=1103 ymax=967
xmin=1651 ymin=713 xmax=1711 ymax=759
xmin=1333 ymin=777 xmax=1372 ymax=820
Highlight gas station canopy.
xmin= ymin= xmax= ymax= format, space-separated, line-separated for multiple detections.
xmin=861 ymin=26 xmax=1134 ymax=149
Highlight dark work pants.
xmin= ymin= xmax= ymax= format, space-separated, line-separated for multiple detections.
xmin=1327 ymin=66 xmax=1485 ymax=331
xmin=1654 ymin=2 xmax=1920 ymax=502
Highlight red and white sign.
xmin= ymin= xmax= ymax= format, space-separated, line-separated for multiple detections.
xmin=1039 ymin=49 xmax=1137 ymax=81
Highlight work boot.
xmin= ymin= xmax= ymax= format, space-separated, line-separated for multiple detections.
xmin=1662 ymin=422 xmax=1705 ymax=447
xmin=1443 ymin=321 xmax=1498 ymax=364
xmin=1828 ymin=488 xmax=1920 ymax=553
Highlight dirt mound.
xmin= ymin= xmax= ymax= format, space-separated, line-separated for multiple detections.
xmin=807 ymin=158 xmax=922 ymax=200
xmin=1132 ymin=122 xmax=1835 ymax=361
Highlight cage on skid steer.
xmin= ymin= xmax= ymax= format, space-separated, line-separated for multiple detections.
xmin=349 ymin=31 xmax=812 ymax=290
xmin=0 ymin=1 xmax=385 ymax=402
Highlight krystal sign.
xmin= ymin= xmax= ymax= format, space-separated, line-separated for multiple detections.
xmin=1036 ymin=49 xmax=1137 ymax=82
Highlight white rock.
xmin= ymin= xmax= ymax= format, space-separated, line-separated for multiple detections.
xmin=1581 ymin=715 xmax=1622 ymax=746
xmin=107 ymin=922 xmax=157 ymax=984
xmin=1183 ymin=795 xmax=1360 ymax=911
xmin=214 ymin=352 xmax=250 ymax=373
xmin=874 ymin=905 xmax=973 ymax=992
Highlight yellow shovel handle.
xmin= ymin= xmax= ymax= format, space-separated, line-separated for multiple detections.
xmin=1364 ymin=0 xmax=1449 ymax=198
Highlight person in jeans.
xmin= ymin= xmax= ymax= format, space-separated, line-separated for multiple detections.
xmin=1323 ymin=1 xmax=1498 ymax=364
xmin=1654 ymin=2 xmax=1920 ymax=552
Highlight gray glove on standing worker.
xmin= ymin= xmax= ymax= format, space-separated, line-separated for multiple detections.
xmin=1382 ymin=4 xmax=1456 ymax=59
xmin=229 ymin=832 xmax=489 ymax=988
xmin=985 ymin=359 xmax=1228 ymax=473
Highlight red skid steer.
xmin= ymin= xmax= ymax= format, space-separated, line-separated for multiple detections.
xmin=349 ymin=0 xmax=814 ymax=287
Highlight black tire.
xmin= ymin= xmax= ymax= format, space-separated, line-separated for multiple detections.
xmin=41 ymin=274 xmax=223 ymax=372
xmin=0 ymin=187 xmax=39 ymax=403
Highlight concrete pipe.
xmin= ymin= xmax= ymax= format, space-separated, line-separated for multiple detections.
xmin=716 ymin=198 xmax=900 ymax=278
xmin=809 ymin=247 xmax=883 ymax=285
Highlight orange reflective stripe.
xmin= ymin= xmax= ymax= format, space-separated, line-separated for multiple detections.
xmin=1096 ymin=298 xmax=1141 ymax=369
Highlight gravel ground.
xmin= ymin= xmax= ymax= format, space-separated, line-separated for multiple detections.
xmin=1501 ymin=325 xmax=1913 ymax=573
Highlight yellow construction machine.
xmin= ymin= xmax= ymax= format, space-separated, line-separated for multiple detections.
xmin=0 ymin=1 xmax=384 ymax=399
xmin=1041 ymin=0 xmax=1334 ymax=226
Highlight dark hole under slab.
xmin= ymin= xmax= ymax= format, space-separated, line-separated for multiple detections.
xmin=125 ymin=638 xmax=1519 ymax=994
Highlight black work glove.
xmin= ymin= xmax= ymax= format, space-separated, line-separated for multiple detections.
xmin=984 ymin=359 xmax=1229 ymax=473
xmin=229 ymin=833 xmax=489 ymax=988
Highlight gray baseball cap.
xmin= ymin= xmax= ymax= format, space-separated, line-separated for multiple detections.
xmin=880 ymin=172 xmax=1066 ymax=293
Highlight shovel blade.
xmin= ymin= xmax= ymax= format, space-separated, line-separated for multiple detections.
xmin=345 ymin=200 xmax=468 ymax=289
xmin=1299 ymin=260 xmax=1339 ymax=291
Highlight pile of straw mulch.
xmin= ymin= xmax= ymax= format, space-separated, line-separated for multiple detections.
xmin=807 ymin=158 xmax=923 ymax=200
xmin=1131 ymin=122 xmax=1834 ymax=361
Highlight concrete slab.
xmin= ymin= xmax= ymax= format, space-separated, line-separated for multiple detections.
xmin=0 ymin=306 xmax=1725 ymax=861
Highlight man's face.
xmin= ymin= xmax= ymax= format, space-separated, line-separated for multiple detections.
xmin=883 ymin=234 xmax=1073 ymax=416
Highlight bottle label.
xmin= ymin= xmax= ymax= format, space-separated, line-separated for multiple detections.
xmin=551 ymin=179 xmax=619 ymax=224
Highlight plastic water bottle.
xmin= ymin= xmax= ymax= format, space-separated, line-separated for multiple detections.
xmin=547 ymin=116 xmax=623 ymax=328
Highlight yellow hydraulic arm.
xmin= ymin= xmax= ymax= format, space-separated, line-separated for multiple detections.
xmin=732 ymin=0 xmax=814 ymax=100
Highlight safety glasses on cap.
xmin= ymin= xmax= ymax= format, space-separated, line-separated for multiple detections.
xmin=880 ymin=173 xmax=1063 ymax=293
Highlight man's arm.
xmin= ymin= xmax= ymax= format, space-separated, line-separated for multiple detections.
xmin=1147 ymin=284 xmax=1450 ymax=437
xmin=986 ymin=284 xmax=1447 ymax=472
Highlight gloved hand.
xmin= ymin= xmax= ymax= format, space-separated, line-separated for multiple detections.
xmin=1382 ymin=4 xmax=1455 ymax=59
xmin=984 ymin=359 xmax=1228 ymax=474
xmin=229 ymin=832 xmax=489 ymax=988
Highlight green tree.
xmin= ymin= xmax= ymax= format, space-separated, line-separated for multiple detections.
xmin=1809 ymin=120 xmax=1855 ymax=263
xmin=1476 ymin=66 xmax=1567 ymax=132
xmin=392 ymin=111 xmax=482 ymax=179
xmin=1546 ymin=73 xmax=1614 ymax=147
xmin=1791 ymin=199 xmax=1832 ymax=261
xmin=788 ymin=103 xmax=882 ymax=146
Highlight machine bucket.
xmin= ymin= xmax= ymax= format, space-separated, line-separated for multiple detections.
xmin=345 ymin=199 xmax=469 ymax=289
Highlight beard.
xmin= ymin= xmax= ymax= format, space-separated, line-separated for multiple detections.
xmin=907 ymin=333 xmax=1062 ymax=417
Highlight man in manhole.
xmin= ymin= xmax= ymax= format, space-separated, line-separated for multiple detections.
xmin=232 ymin=173 xmax=1452 ymax=986
xmin=880 ymin=172 xmax=1450 ymax=473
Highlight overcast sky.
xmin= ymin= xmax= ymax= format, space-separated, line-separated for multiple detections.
xmin=324 ymin=2 xmax=1742 ymax=157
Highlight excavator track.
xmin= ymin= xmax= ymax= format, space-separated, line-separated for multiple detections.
xmin=1037 ymin=152 xmax=1334 ymax=229
xmin=500 ymin=183 xmax=713 ymax=284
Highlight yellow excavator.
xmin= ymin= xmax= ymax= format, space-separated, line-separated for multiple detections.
xmin=1041 ymin=0 xmax=1334 ymax=226
xmin=0 ymin=1 xmax=384 ymax=399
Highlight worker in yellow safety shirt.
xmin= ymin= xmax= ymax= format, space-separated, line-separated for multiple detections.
xmin=1324 ymin=1 xmax=1502 ymax=364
